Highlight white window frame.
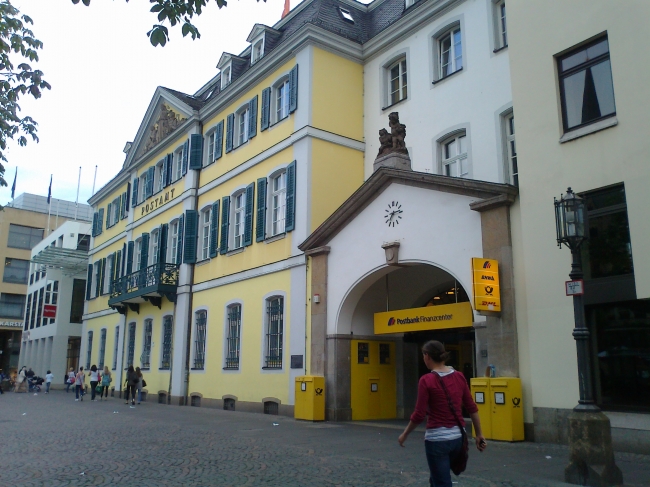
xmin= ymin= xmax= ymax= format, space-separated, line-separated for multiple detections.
xmin=387 ymin=57 xmax=407 ymax=106
xmin=168 ymin=219 xmax=179 ymax=264
xmin=504 ymin=112 xmax=517 ymax=186
xmin=110 ymin=202 xmax=119 ymax=227
xmin=138 ymin=172 xmax=147 ymax=204
xmin=103 ymin=254 xmax=114 ymax=294
xmin=134 ymin=238 xmax=142 ymax=271
xmin=221 ymin=65 xmax=232 ymax=89
xmin=200 ymin=207 xmax=211 ymax=261
xmin=155 ymin=160 xmax=164 ymax=193
xmin=231 ymin=191 xmax=246 ymax=250
xmin=173 ymin=145 xmax=184 ymax=182
xmin=150 ymin=229 xmax=160 ymax=265
xmin=224 ymin=302 xmax=242 ymax=370
xmin=251 ymin=37 xmax=264 ymax=64
xmin=192 ymin=308 xmax=208 ymax=370
xmin=434 ymin=24 xmax=463 ymax=80
xmin=205 ymin=129 xmax=216 ymax=166
xmin=269 ymin=171 xmax=287 ymax=237
xmin=142 ymin=318 xmax=153 ymax=369
xmin=493 ymin=0 xmax=507 ymax=50
xmin=92 ymin=261 xmax=100 ymax=297
xmin=439 ymin=131 xmax=469 ymax=178
xmin=263 ymin=295 xmax=284 ymax=369
xmin=273 ymin=78 xmax=290 ymax=124
xmin=236 ymin=105 xmax=250 ymax=147
xmin=405 ymin=0 xmax=415 ymax=7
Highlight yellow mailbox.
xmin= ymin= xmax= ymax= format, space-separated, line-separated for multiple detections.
xmin=470 ymin=378 xmax=492 ymax=439
xmin=294 ymin=376 xmax=325 ymax=421
xmin=489 ymin=378 xmax=524 ymax=442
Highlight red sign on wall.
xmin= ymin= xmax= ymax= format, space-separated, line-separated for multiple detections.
xmin=43 ymin=305 xmax=57 ymax=318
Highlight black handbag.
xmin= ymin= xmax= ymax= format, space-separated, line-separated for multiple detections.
xmin=142 ymin=379 xmax=147 ymax=387
xmin=436 ymin=373 xmax=469 ymax=476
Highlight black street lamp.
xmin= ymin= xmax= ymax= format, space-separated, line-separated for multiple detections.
xmin=554 ymin=187 xmax=622 ymax=486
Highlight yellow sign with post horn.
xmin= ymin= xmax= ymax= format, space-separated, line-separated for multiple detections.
xmin=374 ymin=302 xmax=473 ymax=335
xmin=472 ymin=257 xmax=501 ymax=312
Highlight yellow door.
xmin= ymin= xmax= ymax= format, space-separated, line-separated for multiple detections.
xmin=351 ymin=340 xmax=396 ymax=420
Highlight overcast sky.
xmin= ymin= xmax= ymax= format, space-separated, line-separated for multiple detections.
xmin=4 ymin=0 xmax=306 ymax=207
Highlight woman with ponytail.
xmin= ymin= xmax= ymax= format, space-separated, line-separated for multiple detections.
xmin=398 ymin=340 xmax=486 ymax=487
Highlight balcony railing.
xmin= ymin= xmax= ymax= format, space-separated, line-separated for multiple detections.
xmin=108 ymin=263 xmax=179 ymax=307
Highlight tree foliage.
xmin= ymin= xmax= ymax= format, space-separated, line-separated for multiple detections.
xmin=0 ymin=1 xmax=50 ymax=187
xmin=72 ymin=0 xmax=265 ymax=48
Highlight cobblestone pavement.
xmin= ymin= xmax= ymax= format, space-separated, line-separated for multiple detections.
xmin=1 ymin=391 xmax=649 ymax=486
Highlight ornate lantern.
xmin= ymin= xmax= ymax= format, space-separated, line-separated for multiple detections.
xmin=554 ymin=187 xmax=586 ymax=251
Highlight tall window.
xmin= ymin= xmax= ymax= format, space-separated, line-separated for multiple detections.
xmin=200 ymin=208 xmax=211 ymax=260
xmin=225 ymin=304 xmax=241 ymax=369
xmin=558 ymin=36 xmax=615 ymax=132
xmin=86 ymin=330 xmax=93 ymax=369
xmin=3 ymin=258 xmax=29 ymax=284
xmin=161 ymin=315 xmax=173 ymax=370
xmin=221 ymin=66 xmax=231 ymax=88
xmin=156 ymin=160 xmax=164 ymax=193
xmin=174 ymin=145 xmax=184 ymax=181
xmin=24 ymin=294 xmax=31 ymax=328
xmin=264 ymin=297 xmax=283 ymax=369
xmin=207 ymin=130 xmax=216 ymax=164
xmin=7 ymin=224 xmax=43 ymax=249
xmin=103 ymin=255 xmax=114 ymax=295
xmin=135 ymin=239 xmax=142 ymax=271
xmin=141 ymin=319 xmax=152 ymax=368
xmin=98 ymin=328 xmax=107 ymax=369
xmin=112 ymin=326 xmax=119 ymax=370
xmin=127 ymin=323 xmax=136 ymax=367
xmin=193 ymin=310 xmax=207 ymax=369
xmin=169 ymin=220 xmax=179 ymax=264
xmin=0 ymin=293 xmax=25 ymax=319
xmin=275 ymin=79 xmax=290 ymax=122
xmin=505 ymin=113 xmax=517 ymax=186
xmin=442 ymin=133 xmax=468 ymax=178
xmin=388 ymin=58 xmax=407 ymax=105
xmin=438 ymin=27 xmax=462 ymax=78
xmin=494 ymin=0 xmax=507 ymax=49
xmin=271 ymin=172 xmax=287 ymax=236
xmin=237 ymin=107 xmax=250 ymax=146
xmin=151 ymin=230 xmax=159 ymax=265
xmin=233 ymin=192 xmax=245 ymax=249
xmin=252 ymin=39 xmax=264 ymax=64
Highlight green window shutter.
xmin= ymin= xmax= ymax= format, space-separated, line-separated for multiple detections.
xmin=261 ymin=87 xmax=271 ymax=131
xmin=115 ymin=250 xmax=122 ymax=282
xmin=225 ymin=114 xmax=234 ymax=153
xmin=121 ymin=243 xmax=126 ymax=276
xmin=256 ymin=177 xmax=267 ymax=242
xmin=147 ymin=166 xmax=155 ymax=198
xmin=289 ymin=64 xmax=299 ymax=113
xmin=125 ymin=182 xmax=131 ymax=210
xmin=92 ymin=212 xmax=98 ymax=237
xmin=120 ymin=192 xmax=127 ymax=220
xmin=285 ymin=160 xmax=296 ymax=232
xmin=140 ymin=233 xmax=150 ymax=270
xmin=95 ymin=263 xmax=101 ymax=298
xmin=189 ymin=134 xmax=203 ymax=170
xmin=248 ymin=95 xmax=258 ymax=139
xmin=176 ymin=214 xmax=185 ymax=265
xmin=158 ymin=223 xmax=168 ymax=265
xmin=99 ymin=258 xmax=106 ymax=296
xmin=165 ymin=154 xmax=173 ymax=187
xmin=183 ymin=210 xmax=198 ymax=264
xmin=131 ymin=178 xmax=139 ymax=208
xmin=161 ymin=157 xmax=169 ymax=188
xmin=86 ymin=264 xmax=93 ymax=300
xmin=209 ymin=200 xmax=220 ymax=258
xmin=97 ymin=208 xmax=104 ymax=235
xmin=108 ymin=252 xmax=116 ymax=294
xmin=126 ymin=242 xmax=134 ymax=275
xmin=219 ymin=196 xmax=230 ymax=255
xmin=214 ymin=120 xmax=224 ymax=160
xmin=244 ymin=183 xmax=255 ymax=247
xmin=181 ymin=140 xmax=189 ymax=176
xmin=106 ymin=203 xmax=112 ymax=228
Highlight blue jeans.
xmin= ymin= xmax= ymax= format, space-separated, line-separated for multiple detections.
xmin=424 ymin=437 xmax=463 ymax=487
xmin=75 ymin=384 xmax=84 ymax=399
xmin=45 ymin=382 xmax=51 ymax=393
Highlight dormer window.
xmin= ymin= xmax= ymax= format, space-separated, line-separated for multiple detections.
xmin=251 ymin=38 xmax=264 ymax=65
xmin=221 ymin=65 xmax=232 ymax=89
xmin=339 ymin=8 xmax=354 ymax=23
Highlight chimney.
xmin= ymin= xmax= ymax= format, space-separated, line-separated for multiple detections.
xmin=282 ymin=0 xmax=291 ymax=19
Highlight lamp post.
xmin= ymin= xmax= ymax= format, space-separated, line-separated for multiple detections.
xmin=554 ymin=188 xmax=623 ymax=486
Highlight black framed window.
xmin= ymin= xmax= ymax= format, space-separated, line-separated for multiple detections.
xmin=225 ymin=304 xmax=241 ymax=369
xmin=193 ymin=310 xmax=207 ymax=369
xmin=98 ymin=329 xmax=107 ymax=369
xmin=112 ymin=326 xmax=119 ymax=370
xmin=264 ymin=297 xmax=283 ymax=369
xmin=558 ymin=36 xmax=616 ymax=132
xmin=7 ymin=224 xmax=43 ymax=249
xmin=86 ymin=330 xmax=93 ymax=369
xmin=127 ymin=323 xmax=136 ymax=367
xmin=161 ymin=315 xmax=173 ymax=369
xmin=3 ymin=258 xmax=29 ymax=284
xmin=141 ymin=319 xmax=152 ymax=369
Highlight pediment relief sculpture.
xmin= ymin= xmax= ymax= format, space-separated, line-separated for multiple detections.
xmin=144 ymin=104 xmax=187 ymax=153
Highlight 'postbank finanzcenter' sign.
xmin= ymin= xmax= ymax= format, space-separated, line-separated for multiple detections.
xmin=374 ymin=302 xmax=473 ymax=335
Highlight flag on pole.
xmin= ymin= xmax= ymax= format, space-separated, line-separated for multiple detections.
xmin=10 ymin=168 xmax=16 ymax=199
xmin=47 ymin=175 xmax=52 ymax=204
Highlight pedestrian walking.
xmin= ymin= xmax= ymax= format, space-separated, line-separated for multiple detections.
xmin=45 ymin=370 xmax=54 ymax=394
xmin=135 ymin=366 xmax=144 ymax=405
xmin=66 ymin=368 xmax=75 ymax=393
xmin=15 ymin=366 xmax=26 ymax=393
xmin=124 ymin=365 xmax=138 ymax=406
xmin=100 ymin=366 xmax=112 ymax=401
xmin=398 ymin=340 xmax=487 ymax=487
xmin=75 ymin=366 xmax=85 ymax=401
xmin=88 ymin=365 xmax=100 ymax=401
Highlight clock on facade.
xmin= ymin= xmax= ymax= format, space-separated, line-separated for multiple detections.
xmin=384 ymin=201 xmax=403 ymax=227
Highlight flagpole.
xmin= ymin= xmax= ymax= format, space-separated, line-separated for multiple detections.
xmin=74 ymin=166 xmax=81 ymax=221
xmin=10 ymin=168 xmax=16 ymax=207
xmin=91 ymin=165 xmax=97 ymax=196
xmin=46 ymin=175 xmax=52 ymax=236
xmin=55 ymin=199 xmax=59 ymax=230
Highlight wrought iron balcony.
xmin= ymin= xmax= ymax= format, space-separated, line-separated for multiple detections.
xmin=108 ymin=263 xmax=179 ymax=312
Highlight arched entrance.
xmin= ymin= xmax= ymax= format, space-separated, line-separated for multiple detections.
xmin=341 ymin=263 xmax=476 ymax=420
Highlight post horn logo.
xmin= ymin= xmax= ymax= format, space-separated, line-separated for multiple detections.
xmin=512 ymin=397 xmax=521 ymax=408
xmin=315 ymin=388 xmax=324 ymax=396
xmin=484 ymin=286 xmax=494 ymax=295
xmin=387 ymin=317 xmax=396 ymax=327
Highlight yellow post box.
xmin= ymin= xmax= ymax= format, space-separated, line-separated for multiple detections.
xmin=294 ymin=376 xmax=325 ymax=421
xmin=489 ymin=378 xmax=524 ymax=441
xmin=470 ymin=378 xmax=492 ymax=439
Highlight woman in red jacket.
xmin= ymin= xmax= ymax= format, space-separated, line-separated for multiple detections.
xmin=398 ymin=340 xmax=487 ymax=487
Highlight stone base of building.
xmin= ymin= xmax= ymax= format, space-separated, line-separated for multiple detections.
xmin=145 ymin=392 xmax=294 ymax=418
xmin=372 ymin=152 xmax=411 ymax=172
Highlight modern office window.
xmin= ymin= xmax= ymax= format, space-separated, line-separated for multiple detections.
xmin=161 ymin=315 xmax=173 ymax=370
xmin=200 ymin=207 xmax=211 ymax=260
xmin=504 ymin=112 xmax=517 ymax=186
xmin=494 ymin=0 xmax=507 ymax=49
xmin=70 ymin=278 xmax=85 ymax=323
xmin=127 ymin=322 xmax=136 ymax=367
xmin=30 ymin=290 xmax=37 ymax=329
xmin=193 ymin=310 xmax=207 ymax=369
xmin=98 ymin=328 xmax=107 ymax=369
xmin=112 ymin=326 xmax=119 ymax=370
xmin=441 ymin=132 xmax=468 ymax=178
xmin=438 ymin=27 xmax=463 ymax=79
xmin=232 ymin=192 xmax=245 ymax=249
xmin=558 ymin=36 xmax=616 ymax=132
xmin=274 ymin=78 xmax=290 ymax=123
xmin=86 ymin=330 xmax=93 ymax=369
xmin=388 ymin=58 xmax=407 ymax=105
xmin=271 ymin=172 xmax=287 ymax=236
xmin=35 ymin=287 xmax=44 ymax=327
xmin=169 ymin=220 xmax=179 ymax=264
xmin=174 ymin=145 xmax=184 ymax=181
xmin=7 ymin=224 xmax=43 ymax=250
xmin=225 ymin=304 xmax=241 ymax=369
xmin=3 ymin=258 xmax=29 ymax=284
xmin=236 ymin=106 xmax=250 ymax=147
xmin=142 ymin=319 xmax=152 ymax=369
xmin=264 ymin=296 xmax=284 ymax=369
xmin=0 ymin=293 xmax=25 ymax=318
xmin=24 ymin=294 xmax=31 ymax=329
